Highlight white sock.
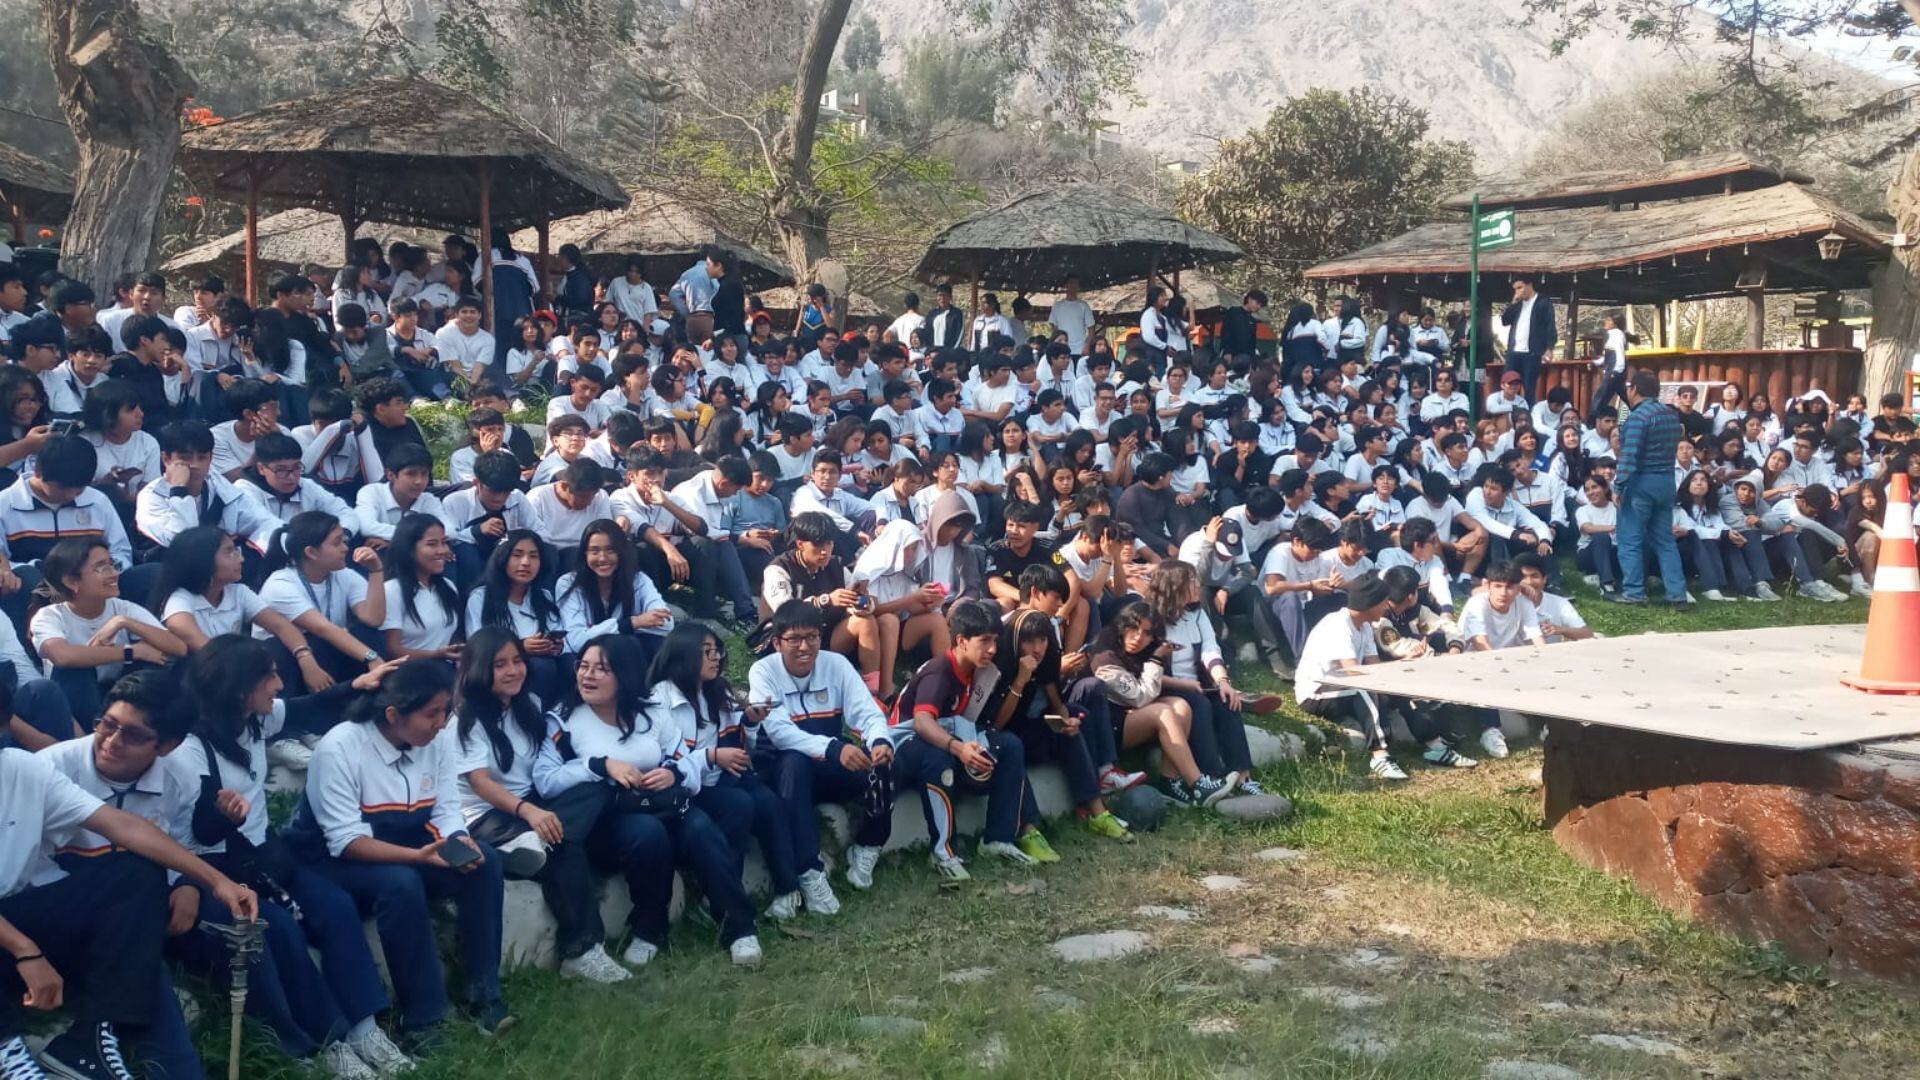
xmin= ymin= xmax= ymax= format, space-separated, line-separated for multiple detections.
xmin=348 ymin=1015 xmax=377 ymax=1041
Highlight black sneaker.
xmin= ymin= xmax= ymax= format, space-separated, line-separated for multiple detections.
xmin=473 ymin=1000 xmax=517 ymax=1038
xmin=0 ymin=1038 xmax=47 ymax=1080
xmin=1604 ymin=592 xmax=1645 ymax=605
xmin=41 ymin=1023 xmax=132 ymax=1080
xmin=398 ymin=1024 xmax=445 ymax=1060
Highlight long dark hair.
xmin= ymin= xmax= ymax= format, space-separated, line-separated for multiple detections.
xmin=354 ymin=657 xmax=455 ymax=740
xmin=388 ymin=512 xmax=463 ymax=638
xmin=1091 ymin=601 xmax=1163 ymax=676
xmin=262 ymin=511 xmax=342 ymax=579
xmin=647 ymin=623 xmax=737 ymax=735
xmin=1281 ymin=302 xmax=1316 ymax=339
xmin=185 ymin=634 xmax=279 ymax=770
xmin=564 ymin=520 xmax=636 ymax=625
xmin=477 ymin=530 xmax=560 ymax=632
xmin=149 ymin=525 xmax=229 ymax=611
xmin=560 ymin=633 xmax=653 ymax=738
xmin=455 ymin=626 xmax=544 ymax=772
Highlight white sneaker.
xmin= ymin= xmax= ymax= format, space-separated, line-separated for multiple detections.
xmin=1804 ymin=580 xmax=1846 ymax=603
xmin=1098 ymin=766 xmax=1148 ymax=793
xmin=345 ymin=1026 xmax=415 ymax=1076
xmin=496 ymin=830 xmax=548 ymax=878
xmin=1753 ymin=581 xmax=1782 ymax=602
xmin=931 ymin=854 xmax=971 ymax=881
xmin=844 ymin=845 xmax=881 ymax=890
xmin=320 ymin=1042 xmax=378 ymax=1080
xmin=767 ymin=890 xmax=802 ymax=921
xmin=1852 ymin=575 xmax=1874 ymax=599
xmin=1368 ymin=755 xmax=1409 ymax=782
xmin=730 ymin=935 xmax=764 ymax=968
xmin=981 ymin=840 xmax=1037 ymax=866
xmin=798 ymin=868 xmax=841 ymax=915
xmin=267 ymin=738 xmax=313 ymax=769
xmin=622 ymin=938 xmax=659 ymax=968
xmin=1702 ymin=589 xmax=1733 ymax=602
xmin=1479 ymin=728 xmax=1511 ymax=759
xmin=1581 ymin=574 xmax=1599 ymax=588
xmin=560 ymin=943 xmax=632 ymax=984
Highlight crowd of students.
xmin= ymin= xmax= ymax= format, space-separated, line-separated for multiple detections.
xmin=0 ymin=239 xmax=1907 ymax=1080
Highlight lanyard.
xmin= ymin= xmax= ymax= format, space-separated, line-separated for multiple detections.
xmin=302 ymin=572 xmax=335 ymax=621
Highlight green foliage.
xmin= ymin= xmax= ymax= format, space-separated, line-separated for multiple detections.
xmin=839 ymin=12 xmax=883 ymax=73
xmin=432 ymin=0 xmax=511 ymax=106
xmin=1176 ymin=87 xmax=1474 ymax=297
xmin=1738 ymin=940 xmax=1837 ymax=987
xmin=896 ymin=37 xmax=1012 ymax=134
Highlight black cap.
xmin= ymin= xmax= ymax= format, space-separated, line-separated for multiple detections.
xmin=1213 ymin=519 xmax=1243 ymax=560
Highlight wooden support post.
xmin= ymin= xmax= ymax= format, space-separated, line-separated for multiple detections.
xmin=243 ymin=163 xmax=260 ymax=305
xmin=1746 ymin=289 xmax=1766 ymax=350
xmin=477 ymin=161 xmax=494 ymax=333
xmin=339 ymin=210 xmax=359 ymax=266
xmin=1653 ymin=302 xmax=1668 ymax=349
xmin=1564 ymin=285 xmax=1579 ymax=360
xmin=536 ymin=219 xmax=551 ymax=306
xmin=969 ymin=277 xmax=979 ymax=347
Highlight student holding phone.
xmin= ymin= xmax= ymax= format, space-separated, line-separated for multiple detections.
xmin=286 ymin=658 xmax=514 ymax=1052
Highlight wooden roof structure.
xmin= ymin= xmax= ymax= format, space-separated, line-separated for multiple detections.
xmin=913 ymin=185 xmax=1243 ymax=292
xmin=0 ymin=138 xmax=73 ymax=233
xmin=1024 ymin=271 xmax=1242 ymax=325
xmin=161 ymin=208 xmax=446 ymax=282
xmin=1437 ymin=152 xmax=1815 ymax=212
xmin=177 ymin=77 xmax=628 ymax=233
xmin=509 ymin=189 xmax=793 ymax=290
xmin=1307 ymin=180 xmax=1889 ymax=304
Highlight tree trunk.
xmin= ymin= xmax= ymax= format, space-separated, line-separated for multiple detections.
xmin=768 ymin=0 xmax=852 ymax=284
xmin=42 ymin=0 xmax=192 ymax=294
xmin=1864 ymin=148 xmax=1920 ymax=403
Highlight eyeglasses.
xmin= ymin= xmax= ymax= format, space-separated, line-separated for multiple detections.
xmin=577 ymin=661 xmax=614 ymax=677
xmin=777 ymin=632 xmax=822 ymax=647
xmin=264 ymin=463 xmax=301 ymax=478
xmin=96 ymin=716 xmax=158 ymax=747
xmin=702 ymin=642 xmax=728 ymax=661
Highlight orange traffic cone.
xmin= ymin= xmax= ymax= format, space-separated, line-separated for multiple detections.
xmin=1842 ymin=472 xmax=1920 ymax=694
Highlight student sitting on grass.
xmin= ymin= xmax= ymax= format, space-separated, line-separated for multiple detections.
xmin=1293 ymin=571 xmax=1410 ymax=781
xmin=1091 ymin=602 xmax=1236 ymax=807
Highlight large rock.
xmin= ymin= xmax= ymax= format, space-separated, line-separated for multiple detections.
xmin=1548 ymin=722 xmax=1920 ymax=984
xmin=1110 ymin=785 xmax=1173 ymax=832
xmin=1050 ymin=930 xmax=1150 ymax=962
xmin=1215 ymin=794 xmax=1293 ymax=822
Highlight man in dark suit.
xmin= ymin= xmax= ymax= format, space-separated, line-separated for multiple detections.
xmin=1500 ymin=279 xmax=1556 ymax=401
xmin=926 ymin=284 xmax=967 ymax=351
xmin=1217 ymin=289 xmax=1266 ymax=363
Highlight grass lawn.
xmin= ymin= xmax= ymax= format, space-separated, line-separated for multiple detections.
xmin=210 ymin=582 xmax=1910 ymax=1079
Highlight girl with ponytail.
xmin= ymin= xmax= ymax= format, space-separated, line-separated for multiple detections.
xmin=256 ymin=510 xmax=388 ymax=681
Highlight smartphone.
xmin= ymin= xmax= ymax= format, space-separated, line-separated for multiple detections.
xmin=49 ymin=418 xmax=76 ymax=436
xmin=440 ymin=837 xmax=481 ymax=869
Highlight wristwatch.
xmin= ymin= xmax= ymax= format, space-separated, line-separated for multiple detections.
xmin=362 ymin=649 xmax=381 ymax=665
xmin=122 ymin=645 xmax=134 ymax=664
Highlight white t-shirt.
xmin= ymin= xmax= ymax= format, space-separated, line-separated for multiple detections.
xmin=1533 ymin=592 xmax=1587 ymax=643
xmin=1460 ymin=593 xmax=1541 ymax=650
xmin=163 ymin=585 xmax=267 ymax=640
xmin=29 ymin=599 xmax=165 ymax=680
xmin=381 ymin=578 xmax=460 ymax=651
xmin=255 ymin=567 xmax=369 ymax=637
xmin=440 ymin=714 xmax=542 ymax=826
xmin=1260 ymin=543 xmax=1326 ymax=587
xmin=1294 ymin=609 xmax=1377 ymax=703
xmin=1049 ymin=299 xmax=1096 ymax=354
xmin=1573 ymin=501 xmax=1616 ymax=551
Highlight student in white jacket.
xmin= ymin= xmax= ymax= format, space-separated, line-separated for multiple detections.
xmin=533 ymin=633 xmax=762 ymax=968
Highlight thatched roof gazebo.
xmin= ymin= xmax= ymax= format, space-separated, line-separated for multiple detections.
xmin=177 ymin=76 xmax=628 ymax=316
xmin=0 ymin=139 xmax=73 ymax=244
xmin=510 ymin=189 xmax=793 ymax=291
xmin=162 ymin=208 xmax=447 ymax=284
xmin=913 ymin=185 xmax=1242 ymax=301
xmin=1306 ymin=154 xmax=1893 ymax=410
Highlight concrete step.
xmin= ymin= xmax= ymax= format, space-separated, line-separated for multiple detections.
xmin=270 ymin=723 xmax=1302 ymax=971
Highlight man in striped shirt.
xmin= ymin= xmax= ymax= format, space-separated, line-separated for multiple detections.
xmin=1611 ymin=371 xmax=1690 ymax=608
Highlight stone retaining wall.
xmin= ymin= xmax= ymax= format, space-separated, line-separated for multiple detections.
xmin=1544 ymin=722 xmax=1920 ymax=984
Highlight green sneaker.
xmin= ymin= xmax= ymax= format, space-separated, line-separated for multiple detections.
xmin=1083 ymin=811 xmax=1134 ymax=843
xmin=1016 ymin=830 xmax=1062 ymax=864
